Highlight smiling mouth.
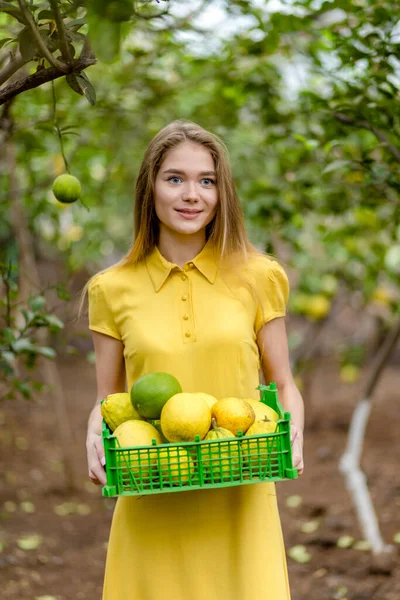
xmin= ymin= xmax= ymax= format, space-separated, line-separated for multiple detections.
xmin=175 ymin=209 xmax=203 ymax=214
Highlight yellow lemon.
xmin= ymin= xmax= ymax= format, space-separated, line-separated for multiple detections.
xmin=113 ymin=420 xmax=162 ymax=484
xmin=243 ymin=399 xmax=280 ymax=422
xmin=211 ymin=397 xmax=255 ymax=436
xmin=194 ymin=392 xmax=218 ymax=409
xmin=157 ymin=447 xmax=195 ymax=486
xmin=161 ymin=393 xmax=211 ymax=442
xmin=101 ymin=392 xmax=142 ymax=432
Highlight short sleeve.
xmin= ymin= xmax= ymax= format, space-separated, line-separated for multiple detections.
xmin=88 ymin=275 xmax=121 ymax=340
xmin=253 ymin=260 xmax=290 ymax=333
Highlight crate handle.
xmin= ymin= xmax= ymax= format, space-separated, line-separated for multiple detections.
xmin=257 ymin=382 xmax=285 ymax=419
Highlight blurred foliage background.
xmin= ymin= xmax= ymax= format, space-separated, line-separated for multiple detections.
xmin=1 ymin=3 xmax=400 ymax=593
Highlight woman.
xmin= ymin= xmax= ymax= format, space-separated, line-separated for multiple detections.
xmin=86 ymin=120 xmax=304 ymax=600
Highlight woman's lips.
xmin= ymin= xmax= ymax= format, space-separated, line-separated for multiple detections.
xmin=175 ymin=209 xmax=203 ymax=220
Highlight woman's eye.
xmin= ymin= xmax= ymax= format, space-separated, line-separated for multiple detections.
xmin=168 ymin=176 xmax=182 ymax=184
xmin=201 ymin=178 xmax=215 ymax=186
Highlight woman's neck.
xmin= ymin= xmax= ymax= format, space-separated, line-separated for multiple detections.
xmin=157 ymin=228 xmax=207 ymax=268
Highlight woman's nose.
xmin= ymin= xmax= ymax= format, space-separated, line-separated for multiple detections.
xmin=182 ymin=181 xmax=199 ymax=201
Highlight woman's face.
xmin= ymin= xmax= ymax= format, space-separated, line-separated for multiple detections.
xmin=154 ymin=141 xmax=218 ymax=239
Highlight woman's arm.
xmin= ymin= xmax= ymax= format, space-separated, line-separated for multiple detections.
xmin=257 ymin=317 xmax=304 ymax=475
xmin=86 ymin=331 xmax=126 ymax=485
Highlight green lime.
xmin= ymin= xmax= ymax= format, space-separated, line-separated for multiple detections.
xmin=52 ymin=174 xmax=82 ymax=204
xmin=130 ymin=372 xmax=182 ymax=420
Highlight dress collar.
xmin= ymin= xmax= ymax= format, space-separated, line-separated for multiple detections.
xmin=146 ymin=240 xmax=218 ymax=292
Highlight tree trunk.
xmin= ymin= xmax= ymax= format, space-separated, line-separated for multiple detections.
xmin=5 ymin=114 xmax=79 ymax=491
xmin=339 ymin=319 xmax=400 ymax=554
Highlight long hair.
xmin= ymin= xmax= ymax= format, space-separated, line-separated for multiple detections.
xmin=79 ymin=120 xmax=259 ymax=315
xmin=121 ymin=119 xmax=255 ymax=265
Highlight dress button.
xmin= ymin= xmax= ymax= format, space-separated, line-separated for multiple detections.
xmin=181 ymin=295 xmax=188 ymax=301
xmin=183 ymin=315 xmax=189 ymax=320
xmin=185 ymin=331 xmax=191 ymax=338
xmin=188 ymin=262 xmax=194 ymax=268
xmin=181 ymin=274 xmax=187 ymax=281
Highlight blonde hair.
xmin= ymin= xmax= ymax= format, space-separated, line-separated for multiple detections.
xmin=80 ymin=120 xmax=259 ymax=314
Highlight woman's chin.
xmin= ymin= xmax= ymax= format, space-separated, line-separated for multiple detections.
xmin=166 ymin=221 xmax=206 ymax=236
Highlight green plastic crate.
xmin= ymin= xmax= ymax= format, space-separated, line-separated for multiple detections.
xmin=101 ymin=382 xmax=298 ymax=497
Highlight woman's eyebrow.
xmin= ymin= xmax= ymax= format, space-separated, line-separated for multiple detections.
xmin=162 ymin=168 xmax=216 ymax=176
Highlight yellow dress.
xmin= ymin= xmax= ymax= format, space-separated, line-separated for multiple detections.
xmin=88 ymin=241 xmax=291 ymax=600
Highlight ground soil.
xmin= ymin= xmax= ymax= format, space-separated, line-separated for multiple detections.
xmin=1 ymin=308 xmax=399 ymax=600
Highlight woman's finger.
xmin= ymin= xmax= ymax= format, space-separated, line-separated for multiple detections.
xmin=94 ymin=434 xmax=105 ymax=465
xmin=89 ymin=466 xmax=107 ymax=486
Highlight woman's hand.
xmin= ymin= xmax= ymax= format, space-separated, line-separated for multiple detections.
xmin=86 ymin=331 xmax=126 ymax=487
xmin=290 ymin=424 xmax=304 ymax=476
xmin=87 ymin=431 xmax=107 ymax=486
xmin=256 ymin=318 xmax=305 ymax=477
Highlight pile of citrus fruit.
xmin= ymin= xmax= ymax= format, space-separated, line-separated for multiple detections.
xmin=101 ymin=372 xmax=281 ymax=487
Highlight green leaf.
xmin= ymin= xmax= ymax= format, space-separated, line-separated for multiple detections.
xmin=42 ymin=314 xmax=64 ymax=331
xmin=28 ymin=295 xmax=46 ymax=313
xmin=13 ymin=381 xmax=31 ymax=399
xmin=21 ymin=309 xmax=34 ymax=325
xmin=37 ymin=10 xmax=55 ymax=21
xmin=0 ymin=2 xmax=27 ymax=24
xmin=77 ymin=71 xmax=96 ymax=106
xmin=385 ymin=245 xmax=400 ymax=274
xmin=66 ymin=17 xmax=86 ymax=30
xmin=66 ymin=72 xmax=96 ymax=105
xmin=0 ymin=38 xmax=15 ymax=49
xmin=61 ymin=131 xmax=81 ymax=137
xmin=2 ymin=328 xmax=16 ymax=344
xmin=36 ymin=346 xmax=56 ymax=359
xmin=68 ymin=31 xmax=87 ymax=43
xmin=322 ymin=160 xmax=351 ymax=174
xmin=18 ymin=28 xmax=37 ymax=62
xmin=293 ymin=134 xmax=319 ymax=150
xmin=66 ymin=73 xmax=85 ymax=96
xmin=56 ymin=283 xmax=71 ymax=301
xmin=1 ymin=351 xmax=16 ymax=366
xmin=11 ymin=339 xmax=36 ymax=353
xmin=34 ymin=123 xmax=57 ymax=134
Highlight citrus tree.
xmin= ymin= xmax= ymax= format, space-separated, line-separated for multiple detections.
xmin=1 ymin=0 xmax=399 ymax=511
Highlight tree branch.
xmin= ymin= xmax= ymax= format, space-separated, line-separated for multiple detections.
xmin=48 ymin=0 xmax=73 ymax=63
xmin=334 ymin=112 xmax=400 ymax=164
xmin=17 ymin=0 xmax=68 ymax=72
xmin=364 ymin=318 xmax=400 ymax=398
xmin=0 ymin=51 xmax=30 ymax=87
xmin=0 ymin=55 xmax=97 ymax=105
xmin=339 ymin=319 xmax=400 ymax=555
